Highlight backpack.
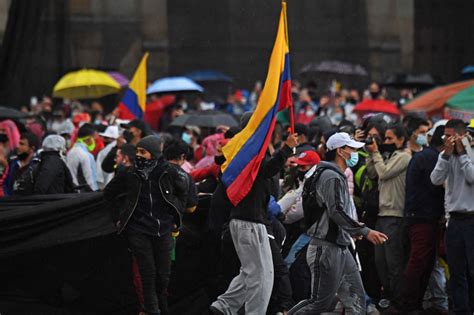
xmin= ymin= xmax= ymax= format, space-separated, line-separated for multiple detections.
xmin=301 ymin=166 xmax=328 ymax=229
xmin=353 ymin=164 xmax=379 ymax=220
xmin=13 ymin=159 xmax=41 ymax=195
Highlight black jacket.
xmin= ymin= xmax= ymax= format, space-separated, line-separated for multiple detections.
xmin=101 ymin=146 xmax=118 ymax=174
xmin=229 ymin=145 xmax=293 ymax=225
xmin=404 ymin=146 xmax=445 ymax=224
xmin=103 ymin=157 xmax=188 ymax=235
xmin=33 ymin=151 xmax=74 ymax=194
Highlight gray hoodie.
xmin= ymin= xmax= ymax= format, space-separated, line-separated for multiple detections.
xmin=430 ymin=153 xmax=474 ymax=213
xmin=307 ymin=161 xmax=370 ymax=246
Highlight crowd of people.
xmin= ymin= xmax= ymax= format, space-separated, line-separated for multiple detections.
xmin=1 ymin=80 xmax=474 ymax=315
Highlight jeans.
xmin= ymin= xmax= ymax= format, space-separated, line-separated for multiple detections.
xmin=399 ymin=223 xmax=437 ymax=311
xmin=269 ymin=236 xmax=294 ymax=313
xmin=374 ymin=217 xmax=404 ymax=301
xmin=127 ymin=231 xmax=173 ymax=315
xmin=285 ymin=233 xmax=311 ymax=268
xmin=446 ymin=216 xmax=474 ymax=315
xmin=288 ymin=240 xmax=366 ymax=315
xmin=423 ymin=258 xmax=448 ymax=311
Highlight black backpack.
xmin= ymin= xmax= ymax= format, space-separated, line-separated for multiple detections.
xmin=301 ymin=166 xmax=328 ymax=229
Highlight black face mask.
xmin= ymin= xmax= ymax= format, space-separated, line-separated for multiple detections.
xmin=17 ymin=152 xmax=30 ymax=161
xmin=0 ymin=134 xmax=8 ymax=143
xmin=123 ymin=130 xmax=134 ymax=143
xmin=379 ymin=143 xmax=397 ymax=154
xmin=348 ymin=97 xmax=357 ymax=104
xmin=135 ymin=156 xmax=158 ymax=180
xmin=370 ymin=91 xmax=380 ymax=99
xmin=214 ymin=155 xmax=226 ymax=165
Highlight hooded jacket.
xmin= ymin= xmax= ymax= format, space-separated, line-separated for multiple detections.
xmin=34 ymin=151 xmax=74 ymax=194
xmin=306 ymin=161 xmax=370 ymax=247
xmin=103 ymin=156 xmax=188 ymax=235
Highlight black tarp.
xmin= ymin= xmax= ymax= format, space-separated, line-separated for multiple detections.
xmin=0 ymin=193 xmax=216 ymax=314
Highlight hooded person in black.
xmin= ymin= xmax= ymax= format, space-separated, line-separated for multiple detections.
xmin=34 ymin=135 xmax=74 ymax=194
xmin=104 ymin=135 xmax=188 ymax=315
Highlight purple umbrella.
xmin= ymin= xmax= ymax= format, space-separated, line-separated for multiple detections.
xmin=108 ymin=71 xmax=129 ymax=87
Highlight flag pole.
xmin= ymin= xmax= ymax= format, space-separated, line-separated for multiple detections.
xmin=282 ymin=0 xmax=295 ymax=134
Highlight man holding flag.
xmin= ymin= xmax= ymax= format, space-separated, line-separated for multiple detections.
xmin=211 ymin=2 xmax=297 ymax=314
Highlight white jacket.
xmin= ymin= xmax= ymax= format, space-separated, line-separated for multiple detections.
xmin=67 ymin=142 xmax=98 ymax=191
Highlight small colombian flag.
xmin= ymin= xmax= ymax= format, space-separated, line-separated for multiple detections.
xmin=117 ymin=53 xmax=149 ymax=119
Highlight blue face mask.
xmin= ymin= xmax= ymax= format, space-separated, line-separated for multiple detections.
xmin=416 ymin=134 xmax=428 ymax=146
xmin=345 ymin=151 xmax=359 ymax=168
xmin=181 ymin=132 xmax=192 ymax=144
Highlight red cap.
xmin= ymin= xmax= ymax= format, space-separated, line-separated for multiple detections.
xmin=290 ymin=150 xmax=320 ymax=166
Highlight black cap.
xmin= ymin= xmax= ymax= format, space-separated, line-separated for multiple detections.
xmin=294 ymin=123 xmax=308 ymax=136
xmin=77 ymin=123 xmax=96 ymax=138
xmin=121 ymin=119 xmax=150 ymax=136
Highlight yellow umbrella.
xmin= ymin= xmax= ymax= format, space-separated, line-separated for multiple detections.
xmin=53 ymin=69 xmax=121 ymax=99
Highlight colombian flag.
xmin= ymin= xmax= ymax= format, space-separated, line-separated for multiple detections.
xmin=221 ymin=2 xmax=292 ymax=206
xmin=117 ymin=53 xmax=149 ymax=119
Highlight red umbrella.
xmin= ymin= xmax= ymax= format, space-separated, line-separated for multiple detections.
xmin=353 ymin=99 xmax=400 ymax=116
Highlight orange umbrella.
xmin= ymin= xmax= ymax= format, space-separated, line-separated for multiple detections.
xmin=404 ymin=80 xmax=474 ymax=115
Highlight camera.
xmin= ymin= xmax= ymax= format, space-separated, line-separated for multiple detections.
xmin=364 ymin=137 xmax=374 ymax=145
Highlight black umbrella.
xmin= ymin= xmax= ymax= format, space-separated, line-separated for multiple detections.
xmin=0 ymin=106 xmax=27 ymax=119
xmin=382 ymin=73 xmax=437 ymax=89
xmin=300 ymin=60 xmax=368 ymax=76
xmin=170 ymin=111 xmax=238 ymax=128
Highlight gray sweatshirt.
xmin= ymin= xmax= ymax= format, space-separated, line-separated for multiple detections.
xmin=430 ymin=153 xmax=474 ymax=213
xmin=308 ymin=161 xmax=370 ymax=246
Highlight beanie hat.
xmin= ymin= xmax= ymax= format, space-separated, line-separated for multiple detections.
xmin=136 ymin=135 xmax=161 ymax=158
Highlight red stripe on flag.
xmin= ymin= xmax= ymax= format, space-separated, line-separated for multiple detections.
xmin=226 ymin=117 xmax=277 ymax=206
xmin=278 ymin=80 xmax=292 ymax=111
xmin=117 ymin=103 xmax=137 ymax=120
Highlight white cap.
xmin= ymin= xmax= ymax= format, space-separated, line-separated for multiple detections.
xmin=99 ymin=125 xmax=119 ymax=139
xmin=427 ymin=119 xmax=448 ymax=136
xmin=42 ymin=135 xmax=66 ymax=152
xmin=326 ymin=132 xmax=365 ymax=150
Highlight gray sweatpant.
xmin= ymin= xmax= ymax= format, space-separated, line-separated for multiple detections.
xmin=288 ymin=240 xmax=366 ymax=315
xmin=211 ymin=219 xmax=274 ymax=315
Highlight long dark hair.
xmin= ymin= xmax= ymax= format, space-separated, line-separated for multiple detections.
xmin=386 ymin=123 xmax=408 ymax=145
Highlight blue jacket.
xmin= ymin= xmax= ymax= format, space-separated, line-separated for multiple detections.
xmin=405 ymin=146 xmax=444 ymax=223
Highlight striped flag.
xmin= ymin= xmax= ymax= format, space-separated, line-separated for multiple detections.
xmin=117 ymin=53 xmax=149 ymax=119
xmin=221 ymin=2 xmax=292 ymax=206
